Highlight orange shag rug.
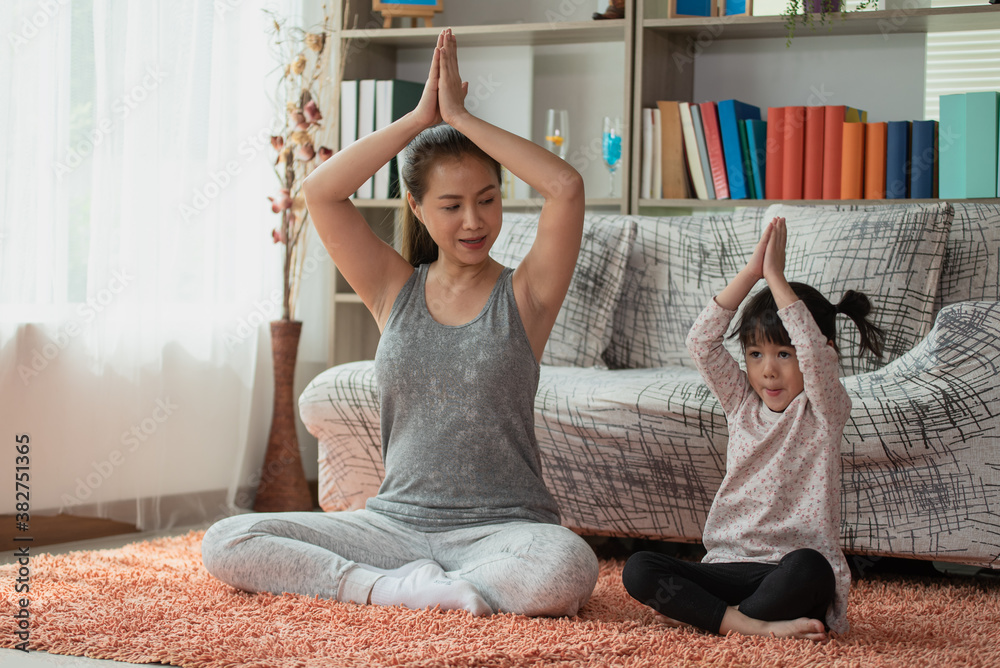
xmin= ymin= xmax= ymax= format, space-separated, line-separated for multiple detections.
xmin=2 ymin=531 xmax=999 ymax=667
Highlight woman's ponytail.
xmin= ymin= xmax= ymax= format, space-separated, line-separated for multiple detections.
xmin=836 ymin=290 xmax=886 ymax=360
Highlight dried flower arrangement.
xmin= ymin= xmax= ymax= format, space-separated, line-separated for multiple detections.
xmin=264 ymin=7 xmax=346 ymax=321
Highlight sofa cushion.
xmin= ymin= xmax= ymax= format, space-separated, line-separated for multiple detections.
xmin=603 ymin=208 xmax=764 ymax=369
xmin=938 ymin=203 xmax=1000 ymax=308
xmin=491 ymin=212 xmax=636 ymax=368
xmin=749 ymin=202 xmax=954 ymax=376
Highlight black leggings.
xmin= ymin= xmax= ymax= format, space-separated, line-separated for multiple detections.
xmin=621 ymin=548 xmax=836 ymax=634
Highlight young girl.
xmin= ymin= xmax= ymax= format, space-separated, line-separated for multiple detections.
xmin=201 ymin=29 xmax=598 ymax=617
xmin=622 ymin=217 xmax=884 ymax=641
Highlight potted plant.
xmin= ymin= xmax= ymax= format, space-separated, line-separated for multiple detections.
xmin=782 ymin=0 xmax=879 ymax=45
xmin=253 ymin=8 xmax=345 ymax=512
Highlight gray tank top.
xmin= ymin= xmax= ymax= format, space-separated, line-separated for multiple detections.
xmin=366 ymin=264 xmax=560 ymax=530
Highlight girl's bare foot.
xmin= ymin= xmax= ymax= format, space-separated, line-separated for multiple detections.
xmin=652 ymin=612 xmax=686 ymax=628
xmin=719 ymin=606 xmax=828 ymax=642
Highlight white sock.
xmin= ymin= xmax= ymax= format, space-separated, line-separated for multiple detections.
xmin=368 ymin=562 xmax=493 ymax=616
xmin=355 ymin=558 xmax=437 ymax=578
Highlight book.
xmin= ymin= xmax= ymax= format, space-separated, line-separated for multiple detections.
xmin=738 ymin=120 xmax=755 ymax=199
xmin=821 ymin=105 xmax=866 ymax=199
xmin=657 ymin=101 xmax=690 ymax=199
xmin=938 ymin=93 xmax=967 ymax=199
xmin=691 ymin=104 xmax=716 ymax=199
xmin=965 ymin=91 xmax=999 ymax=198
xmin=374 ymin=79 xmax=424 ymax=199
xmin=909 ymin=120 xmax=938 ymax=199
xmin=841 ymin=121 xmax=866 ymax=199
xmin=699 ymin=101 xmax=730 ymax=199
xmin=717 ymin=99 xmax=761 ymax=200
xmin=803 ymin=106 xmax=825 ymax=200
xmin=641 ymin=107 xmax=655 ymax=199
xmin=865 ymin=122 xmax=887 ymax=199
xmin=765 ymin=107 xmax=785 ymax=199
xmin=339 ymin=79 xmax=359 ymax=161
xmin=782 ymin=106 xmax=806 ymax=199
xmin=885 ymin=120 xmax=910 ymax=199
xmin=745 ymin=119 xmax=768 ymax=200
xmin=653 ymin=106 xmax=663 ymax=199
xmin=679 ymin=102 xmax=710 ymax=200
xmin=355 ymin=79 xmax=377 ymax=198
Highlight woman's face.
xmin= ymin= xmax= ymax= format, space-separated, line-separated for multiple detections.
xmin=409 ymin=154 xmax=501 ymax=265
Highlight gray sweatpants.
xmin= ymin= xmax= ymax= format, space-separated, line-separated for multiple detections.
xmin=201 ymin=509 xmax=599 ymax=617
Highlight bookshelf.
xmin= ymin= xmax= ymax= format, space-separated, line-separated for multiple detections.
xmin=631 ymin=0 xmax=1000 ymax=212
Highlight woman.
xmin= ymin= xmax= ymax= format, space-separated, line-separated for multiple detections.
xmin=201 ymin=29 xmax=598 ymax=617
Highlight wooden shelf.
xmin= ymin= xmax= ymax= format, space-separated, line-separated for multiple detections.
xmin=341 ymin=19 xmax=627 ymax=48
xmin=350 ymin=197 xmax=626 ymax=209
xmin=644 ymin=5 xmax=1000 ymax=40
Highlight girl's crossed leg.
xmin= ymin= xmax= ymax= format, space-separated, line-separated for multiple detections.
xmin=622 ymin=548 xmax=835 ymax=640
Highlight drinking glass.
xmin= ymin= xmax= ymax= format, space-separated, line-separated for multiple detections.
xmin=545 ymin=109 xmax=569 ymax=159
xmin=602 ymin=116 xmax=623 ymax=197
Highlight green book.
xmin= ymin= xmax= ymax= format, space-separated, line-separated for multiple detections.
xmin=965 ymin=91 xmax=999 ymax=198
xmin=738 ymin=120 xmax=756 ymax=199
xmin=938 ymin=93 xmax=967 ymax=199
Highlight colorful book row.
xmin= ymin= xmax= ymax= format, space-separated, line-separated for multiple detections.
xmin=641 ymin=100 xmax=979 ymax=201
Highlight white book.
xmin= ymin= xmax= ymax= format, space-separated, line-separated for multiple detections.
xmin=641 ymin=108 xmax=654 ymax=200
xmin=679 ymin=102 xmax=710 ymax=200
xmin=339 ymin=80 xmax=359 ymax=154
xmin=373 ymin=80 xmax=393 ymax=200
xmin=355 ymin=79 xmax=377 ymax=198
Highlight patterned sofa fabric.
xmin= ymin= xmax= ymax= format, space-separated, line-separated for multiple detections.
xmin=299 ymin=202 xmax=1000 ymax=568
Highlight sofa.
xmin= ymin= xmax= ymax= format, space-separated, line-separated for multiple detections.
xmin=299 ymin=201 xmax=1000 ymax=569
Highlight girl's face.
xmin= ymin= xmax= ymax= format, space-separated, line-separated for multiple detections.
xmin=744 ymin=340 xmax=805 ymax=413
xmin=409 ymin=154 xmax=501 ymax=265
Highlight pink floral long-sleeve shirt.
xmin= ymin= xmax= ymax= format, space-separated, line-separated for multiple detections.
xmin=686 ymin=298 xmax=852 ymax=635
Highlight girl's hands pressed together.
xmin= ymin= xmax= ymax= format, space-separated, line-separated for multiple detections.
xmin=762 ymin=216 xmax=787 ymax=284
xmin=745 ymin=219 xmax=775 ymax=283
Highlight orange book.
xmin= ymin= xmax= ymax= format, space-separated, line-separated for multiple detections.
xmin=657 ymin=101 xmax=691 ymax=199
xmin=782 ymin=106 xmax=806 ymax=199
xmin=803 ymin=106 xmax=825 ymax=200
xmin=765 ymin=107 xmax=785 ymax=200
xmin=840 ymin=122 xmax=866 ymax=200
xmin=864 ymin=122 xmax=887 ymax=199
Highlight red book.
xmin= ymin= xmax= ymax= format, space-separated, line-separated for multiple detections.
xmin=865 ymin=122 xmax=887 ymax=199
xmin=841 ymin=122 xmax=866 ymax=200
xmin=782 ymin=106 xmax=806 ymax=199
xmin=803 ymin=106 xmax=825 ymax=200
xmin=822 ymin=106 xmax=845 ymax=199
xmin=765 ymin=107 xmax=785 ymax=200
xmin=699 ymin=101 xmax=730 ymax=199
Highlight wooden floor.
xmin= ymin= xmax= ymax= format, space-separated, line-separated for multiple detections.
xmin=1 ymin=514 xmax=139 ymax=549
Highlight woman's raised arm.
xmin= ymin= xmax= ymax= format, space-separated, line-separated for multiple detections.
xmin=436 ymin=29 xmax=586 ymax=359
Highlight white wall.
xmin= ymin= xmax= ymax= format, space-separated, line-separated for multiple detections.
xmin=693 ymin=33 xmax=927 ymax=122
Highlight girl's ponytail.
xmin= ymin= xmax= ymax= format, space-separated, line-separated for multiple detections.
xmin=835 ymin=290 xmax=886 ymax=360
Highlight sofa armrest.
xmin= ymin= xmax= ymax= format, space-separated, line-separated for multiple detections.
xmin=298 ymin=360 xmax=383 ymax=512
xmin=840 ymin=301 xmax=1000 ymax=566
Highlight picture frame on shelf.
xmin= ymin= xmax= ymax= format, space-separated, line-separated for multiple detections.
xmin=373 ymin=0 xmax=444 ymax=28
xmin=721 ymin=0 xmax=753 ymax=16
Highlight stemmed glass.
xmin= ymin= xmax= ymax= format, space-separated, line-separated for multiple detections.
xmin=602 ymin=116 xmax=622 ymax=197
xmin=545 ymin=109 xmax=569 ymax=159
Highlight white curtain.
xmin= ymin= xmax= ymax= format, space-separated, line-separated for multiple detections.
xmin=0 ymin=0 xmax=305 ymax=530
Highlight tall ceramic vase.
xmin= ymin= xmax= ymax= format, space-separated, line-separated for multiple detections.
xmin=254 ymin=320 xmax=313 ymax=512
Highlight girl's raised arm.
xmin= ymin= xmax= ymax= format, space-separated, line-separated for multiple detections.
xmin=302 ymin=34 xmax=446 ymax=330
xmin=436 ymin=29 xmax=586 ymax=360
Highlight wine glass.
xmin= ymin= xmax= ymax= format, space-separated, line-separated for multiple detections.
xmin=545 ymin=109 xmax=569 ymax=159
xmin=602 ymin=116 xmax=623 ymax=197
